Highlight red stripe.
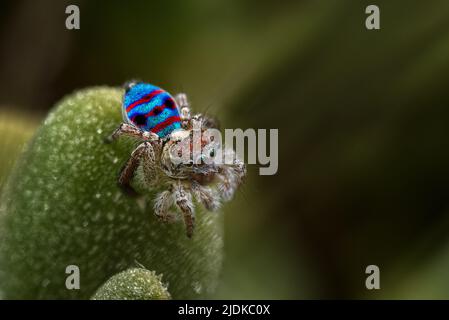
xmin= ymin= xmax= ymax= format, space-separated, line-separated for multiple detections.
xmin=143 ymin=98 xmax=175 ymax=118
xmin=150 ymin=116 xmax=181 ymax=133
xmin=143 ymin=105 xmax=164 ymax=118
xmin=126 ymin=89 xmax=164 ymax=112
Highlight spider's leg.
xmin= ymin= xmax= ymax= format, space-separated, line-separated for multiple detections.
xmin=217 ymin=166 xmax=235 ymax=202
xmin=154 ymin=190 xmax=177 ymax=222
xmin=175 ymin=93 xmax=216 ymax=130
xmin=191 ymin=181 xmax=220 ymax=211
xmin=175 ymin=93 xmax=191 ymax=128
xmin=217 ymin=148 xmax=246 ymax=202
xmin=105 ymin=123 xmax=158 ymax=143
xmin=140 ymin=142 xmax=157 ymax=186
xmin=118 ymin=142 xmax=156 ymax=195
xmin=172 ymin=181 xmax=195 ymax=238
xmin=224 ymin=148 xmax=246 ymax=182
xmin=188 ymin=113 xmax=220 ymax=132
xmin=199 ymin=113 xmax=221 ymax=130
xmin=230 ymin=156 xmax=246 ymax=182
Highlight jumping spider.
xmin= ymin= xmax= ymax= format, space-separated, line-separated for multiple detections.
xmin=107 ymin=81 xmax=246 ymax=238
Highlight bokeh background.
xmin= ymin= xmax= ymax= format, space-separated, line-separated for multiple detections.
xmin=1 ymin=0 xmax=449 ymax=299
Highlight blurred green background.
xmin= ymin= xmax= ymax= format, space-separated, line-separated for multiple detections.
xmin=1 ymin=0 xmax=449 ymax=299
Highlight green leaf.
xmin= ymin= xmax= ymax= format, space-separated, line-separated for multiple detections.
xmin=91 ymin=268 xmax=171 ymax=300
xmin=0 ymin=87 xmax=223 ymax=299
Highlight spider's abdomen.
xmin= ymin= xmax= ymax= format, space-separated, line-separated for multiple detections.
xmin=123 ymin=82 xmax=181 ymax=137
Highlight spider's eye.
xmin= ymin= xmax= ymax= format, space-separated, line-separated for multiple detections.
xmin=153 ymin=107 xmax=162 ymax=116
xmin=209 ymin=149 xmax=215 ymax=157
xmin=133 ymin=115 xmax=147 ymax=126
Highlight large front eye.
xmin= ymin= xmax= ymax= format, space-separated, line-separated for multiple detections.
xmin=209 ymin=149 xmax=215 ymax=157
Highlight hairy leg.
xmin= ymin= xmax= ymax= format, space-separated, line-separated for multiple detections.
xmin=191 ymin=181 xmax=220 ymax=211
xmin=218 ymin=149 xmax=246 ymax=202
xmin=173 ymin=182 xmax=195 ymax=238
xmin=175 ymin=93 xmax=191 ymax=128
xmin=139 ymin=142 xmax=158 ymax=186
xmin=118 ymin=142 xmax=156 ymax=195
xmin=200 ymin=114 xmax=221 ymax=130
xmin=105 ymin=123 xmax=159 ymax=143
xmin=230 ymin=157 xmax=246 ymax=182
xmin=217 ymin=167 xmax=236 ymax=202
xmin=154 ymin=190 xmax=177 ymax=222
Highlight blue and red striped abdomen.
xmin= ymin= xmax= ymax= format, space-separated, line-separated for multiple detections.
xmin=123 ymin=82 xmax=182 ymax=138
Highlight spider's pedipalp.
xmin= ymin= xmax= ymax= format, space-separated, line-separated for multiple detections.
xmin=154 ymin=190 xmax=177 ymax=222
xmin=173 ymin=182 xmax=195 ymax=238
xmin=191 ymin=181 xmax=221 ymax=211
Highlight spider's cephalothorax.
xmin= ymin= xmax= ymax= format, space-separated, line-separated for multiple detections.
xmin=107 ymin=81 xmax=246 ymax=238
